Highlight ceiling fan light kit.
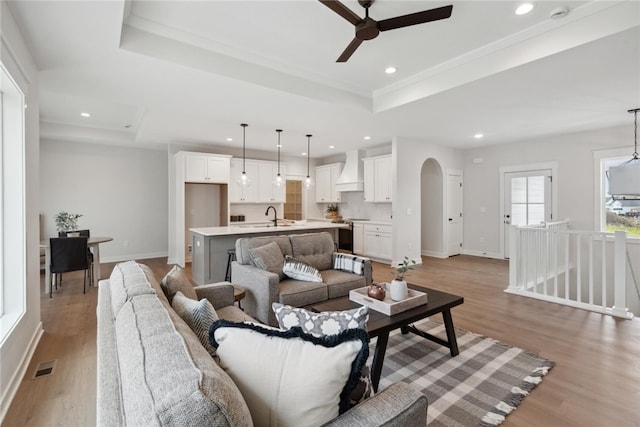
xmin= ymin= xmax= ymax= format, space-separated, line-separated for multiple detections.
xmin=320 ymin=0 xmax=453 ymax=62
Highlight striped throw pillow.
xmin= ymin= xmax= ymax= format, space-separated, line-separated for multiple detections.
xmin=172 ymin=291 xmax=219 ymax=359
xmin=282 ymin=255 xmax=323 ymax=282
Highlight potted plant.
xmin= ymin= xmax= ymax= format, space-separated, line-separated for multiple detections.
xmin=390 ymin=256 xmax=417 ymax=301
xmin=55 ymin=211 xmax=82 ymax=236
xmin=325 ymin=204 xmax=339 ymax=219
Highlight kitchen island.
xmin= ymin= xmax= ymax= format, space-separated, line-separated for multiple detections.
xmin=190 ymin=222 xmax=349 ymax=285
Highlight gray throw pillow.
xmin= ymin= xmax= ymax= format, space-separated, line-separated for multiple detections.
xmin=282 ymin=255 xmax=322 ymax=282
xmin=271 ymin=303 xmax=373 ymax=406
xmin=172 ymin=291 xmax=219 ymax=359
xmin=248 ymin=241 xmax=285 ymax=279
xmin=161 ymin=265 xmax=198 ymax=303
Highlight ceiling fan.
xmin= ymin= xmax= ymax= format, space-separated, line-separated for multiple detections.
xmin=319 ymin=0 xmax=453 ymax=62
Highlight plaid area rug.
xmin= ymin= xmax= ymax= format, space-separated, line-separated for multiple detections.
xmin=373 ymin=319 xmax=554 ymax=426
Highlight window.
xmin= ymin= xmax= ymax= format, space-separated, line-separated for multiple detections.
xmin=601 ymin=157 xmax=640 ymax=237
xmin=0 ymin=61 xmax=26 ymax=342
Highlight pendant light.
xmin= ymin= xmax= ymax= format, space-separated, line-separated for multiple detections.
xmin=609 ymin=107 xmax=640 ymax=199
xmin=239 ymin=123 xmax=250 ymax=187
xmin=275 ymin=129 xmax=283 ymax=187
xmin=304 ymin=134 xmax=313 ymax=190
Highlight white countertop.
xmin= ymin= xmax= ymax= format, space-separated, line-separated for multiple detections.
xmin=190 ymin=221 xmax=349 ymax=237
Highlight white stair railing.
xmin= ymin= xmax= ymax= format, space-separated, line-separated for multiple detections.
xmin=507 ymin=221 xmax=634 ymax=319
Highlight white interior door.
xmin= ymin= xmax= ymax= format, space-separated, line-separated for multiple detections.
xmin=504 ymin=170 xmax=552 ymax=258
xmin=447 ymin=173 xmax=463 ymax=256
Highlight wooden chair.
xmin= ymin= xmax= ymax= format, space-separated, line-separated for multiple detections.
xmin=49 ymin=236 xmax=90 ymax=298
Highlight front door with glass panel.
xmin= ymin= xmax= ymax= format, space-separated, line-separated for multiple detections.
xmin=504 ymin=170 xmax=552 ymax=258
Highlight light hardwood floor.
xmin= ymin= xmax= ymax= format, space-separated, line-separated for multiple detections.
xmin=4 ymin=256 xmax=639 ymax=426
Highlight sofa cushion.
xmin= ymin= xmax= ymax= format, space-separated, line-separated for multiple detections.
xmin=290 ymin=232 xmax=334 ymax=271
xmin=109 ymin=261 xmax=157 ymax=316
xmin=210 ymin=320 xmax=370 ymax=427
xmin=161 ymin=265 xmax=198 ymax=303
xmin=216 ymin=305 xmax=257 ymax=323
xmin=114 ymin=293 xmax=253 ymax=426
xmin=282 ymin=255 xmax=323 ymax=282
xmin=236 ymin=235 xmax=293 ymax=265
xmin=248 ymin=241 xmax=285 ymax=279
xmin=172 ymin=291 xmax=219 ymax=359
xmin=278 ymin=279 xmax=328 ymax=307
xmin=322 ymin=269 xmax=368 ymax=299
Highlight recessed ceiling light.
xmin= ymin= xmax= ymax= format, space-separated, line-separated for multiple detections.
xmin=329 ymin=145 xmax=335 ymax=149
xmin=385 ymin=66 xmax=397 ymax=74
xmin=363 ymin=136 xmax=371 ymax=140
xmin=80 ymin=112 xmax=91 ymax=117
xmin=226 ymin=137 xmax=233 ymax=142
xmin=515 ymin=3 xmax=534 ymax=15
xmin=474 ymin=133 xmax=484 ymax=139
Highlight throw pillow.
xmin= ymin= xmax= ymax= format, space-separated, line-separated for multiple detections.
xmin=282 ymin=255 xmax=323 ymax=282
xmin=161 ymin=265 xmax=197 ymax=303
xmin=272 ymin=303 xmax=369 ymax=336
xmin=172 ymin=291 xmax=219 ymax=359
xmin=272 ymin=303 xmax=373 ymax=406
xmin=248 ymin=241 xmax=285 ymax=279
xmin=209 ymin=320 xmax=369 ymax=427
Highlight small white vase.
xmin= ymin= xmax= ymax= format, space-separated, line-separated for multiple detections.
xmin=389 ymin=279 xmax=408 ymax=301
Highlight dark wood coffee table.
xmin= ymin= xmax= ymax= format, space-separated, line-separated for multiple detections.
xmin=309 ymin=285 xmax=464 ymax=391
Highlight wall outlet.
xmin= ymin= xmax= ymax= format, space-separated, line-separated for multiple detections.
xmin=188 ymin=245 xmax=192 ymax=253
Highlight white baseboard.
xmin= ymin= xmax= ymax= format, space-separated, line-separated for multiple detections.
xmin=101 ymin=252 xmax=168 ymax=264
xmin=421 ymin=250 xmax=448 ymax=259
xmin=0 ymin=321 xmax=43 ymax=424
xmin=462 ymin=249 xmax=504 ymax=260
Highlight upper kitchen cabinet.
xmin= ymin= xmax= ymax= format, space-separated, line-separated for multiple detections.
xmin=229 ymin=159 xmax=285 ymax=203
xmin=184 ymin=152 xmax=231 ymax=183
xmin=257 ymin=161 xmax=286 ymax=203
xmin=315 ymin=163 xmax=343 ymax=203
xmin=363 ymin=155 xmax=392 ymax=203
xmin=229 ymin=158 xmax=258 ymax=203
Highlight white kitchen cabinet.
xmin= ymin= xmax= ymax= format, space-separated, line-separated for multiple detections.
xmin=363 ymin=223 xmax=392 ymax=261
xmin=353 ymin=223 xmax=364 ymax=255
xmin=315 ymin=163 xmax=343 ymax=203
xmin=257 ymin=162 xmax=286 ymax=203
xmin=229 ymin=159 xmax=259 ymax=203
xmin=185 ymin=153 xmax=231 ymax=183
xmin=363 ymin=155 xmax=392 ymax=202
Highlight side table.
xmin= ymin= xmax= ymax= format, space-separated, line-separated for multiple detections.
xmin=233 ymin=285 xmax=246 ymax=310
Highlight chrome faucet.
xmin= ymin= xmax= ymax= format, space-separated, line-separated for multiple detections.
xmin=265 ymin=205 xmax=278 ymax=227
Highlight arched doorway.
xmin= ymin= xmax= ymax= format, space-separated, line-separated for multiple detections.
xmin=420 ymin=158 xmax=444 ymax=257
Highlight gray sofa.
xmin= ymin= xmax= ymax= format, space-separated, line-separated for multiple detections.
xmin=232 ymin=232 xmax=373 ymax=326
xmin=97 ymin=260 xmax=427 ymax=426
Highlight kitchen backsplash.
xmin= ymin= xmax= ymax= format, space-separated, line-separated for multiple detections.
xmin=330 ymin=191 xmax=392 ymax=222
xmin=230 ymin=203 xmax=284 ymax=223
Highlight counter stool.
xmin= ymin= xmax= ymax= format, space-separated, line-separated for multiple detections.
xmin=225 ymin=249 xmax=236 ymax=282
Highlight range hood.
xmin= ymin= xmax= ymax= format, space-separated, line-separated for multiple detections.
xmin=335 ymin=149 xmax=364 ymax=192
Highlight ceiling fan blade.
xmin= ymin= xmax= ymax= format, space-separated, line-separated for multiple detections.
xmin=378 ymin=5 xmax=453 ymax=32
xmin=319 ymin=0 xmax=362 ymax=26
xmin=337 ymin=37 xmax=364 ymax=62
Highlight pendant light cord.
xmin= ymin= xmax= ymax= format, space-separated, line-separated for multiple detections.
xmin=306 ymin=134 xmax=312 ymax=178
xmin=241 ymin=123 xmax=248 ymax=173
xmin=276 ymin=129 xmax=282 ymax=175
xmin=631 ymin=109 xmax=639 ymax=159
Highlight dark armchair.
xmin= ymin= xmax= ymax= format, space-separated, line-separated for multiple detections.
xmin=49 ymin=236 xmax=90 ymax=298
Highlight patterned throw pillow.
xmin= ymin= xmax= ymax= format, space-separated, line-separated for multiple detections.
xmin=272 ymin=303 xmax=374 ymax=405
xmin=210 ymin=320 xmax=369 ymax=425
xmin=248 ymin=241 xmax=285 ymax=279
xmin=161 ymin=265 xmax=198 ymax=303
xmin=172 ymin=291 xmax=219 ymax=359
xmin=282 ymin=255 xmax=323 ymax=282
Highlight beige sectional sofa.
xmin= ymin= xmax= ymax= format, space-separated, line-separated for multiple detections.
xmin=96 ymin=260 xmax=427 ymax=426
xmin=232 ymin=232 xmax=373 ymax=326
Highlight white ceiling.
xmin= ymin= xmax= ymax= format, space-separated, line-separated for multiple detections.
xmin=8 ymin=0 xmax=640 ymax=158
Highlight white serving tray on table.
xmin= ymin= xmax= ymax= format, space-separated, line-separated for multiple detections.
xmin=349 ymin=285 xmax=428 ymax=316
